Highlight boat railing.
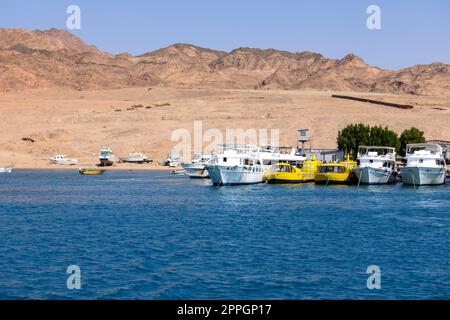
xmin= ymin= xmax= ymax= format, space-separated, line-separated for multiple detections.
xmin=357 ymin=146 xmax=396 ymax=158
xmin=406 ymin=143 xmax=443 ymax=157
xmin=215 ymin=144 xmax=262 ymax=153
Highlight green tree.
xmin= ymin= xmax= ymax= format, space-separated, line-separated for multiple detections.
xmin=369 ymin=126 xmax=400 ymax=152
xmin=337 ymin=123 xmax=370 ymax=158
xmin=399 ymin=127 xmax=426 ymax=156
xmin=337 ymin=123 xmax=401 ymax=158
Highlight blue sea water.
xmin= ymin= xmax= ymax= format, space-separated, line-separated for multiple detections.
xmin=0 ymin=170 xmax=449 ymax=300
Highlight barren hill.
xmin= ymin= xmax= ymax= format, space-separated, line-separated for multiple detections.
xmin=0 ymin=28 xmax=449 ymax=95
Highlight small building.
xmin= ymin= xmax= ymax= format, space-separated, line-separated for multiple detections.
xmin=298 ymin=148 xmax=345 ymax=163
xmin=295 ymin=128 xmax=344 ymax=162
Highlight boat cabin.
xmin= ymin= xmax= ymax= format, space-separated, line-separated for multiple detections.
xmin=405 ymin=144 xmax=445 ymax=168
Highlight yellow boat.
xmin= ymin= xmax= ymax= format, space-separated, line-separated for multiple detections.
xmin=266 ymin=162 xmax=303 ymax=183
xmin=314 ymin=154 xmax=357 ymax=184
xmin=299 ymin=154 xmax=323 ymax=182
xmin=79 ymin=168 xmax=106 ymax=175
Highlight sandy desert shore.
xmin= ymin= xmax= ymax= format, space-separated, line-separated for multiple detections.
xmin=0 ymin=87 xmax=449 ymax=169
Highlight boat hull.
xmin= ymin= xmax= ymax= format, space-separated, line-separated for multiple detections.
xmin=121 ymin=159 xmax=150 ymax=164
xmin=266 ymin=178 xmax=303 ymax=184
xmin=99 ymin=159 xmax=114 ymax=166
xmin=206 ymin=165 xmax=265 ymax=185
xmin=50 ymin=160 xmax=77 ymax=165
xmin=0 ymin=167 xmax=13 ymax=173
xmin=314 ymin=173 xmax=353 ymax=184
xmin=181 ymin=163 xmax=210 ymax=178
xmin=353 ymin=167 xmax=396 ymax=185
xmin=79 ymin=168 xmax=106 ymax=175
xmin=265 ymin=172 xmax=303 ymax=183
xmin=401 ymin=167 xmax=446 ymax=185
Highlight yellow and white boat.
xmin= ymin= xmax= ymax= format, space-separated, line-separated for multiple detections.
xmin=314 ymin=154 xmax=357 ymax=184
xmin=299 ymin=154 xmax=323 ymax=182
xmin=79 ymin=167 xmax=106 ymax=175
xmin=266 ymin=162 xmax=303 ymax=183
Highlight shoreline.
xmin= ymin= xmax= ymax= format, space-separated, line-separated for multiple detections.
xmin=6 ymin=164 xmax=178 ymax=171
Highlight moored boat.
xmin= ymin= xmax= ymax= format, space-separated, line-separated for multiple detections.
xmin=49 ymin=154 xmax=78 ymax=165
xmin=205 ymin=145 xmax=266 ymax=185
xmin=299 ymin=154 xmax=323 ymax=182
xmin=180 ymin=154 xmax=211 ymax=178
xmin=314 ymin=154 xmax=357 ymax=184
xmin=79 ymin=168 xmax=106 ymax=175
xmin=163 ymin=152 xmax=181 ymax=167
xmin=266 ymin=162 xmax=303 ymax=183
xmin=99 ymin=148 xmax=116 ymax=166
xmin=353 ymin=146 xmax=397 ymax=184
xmin=120 ymin=153 xmax=151 ymax=164
xmin=206 ymin=144 xmax=306 ymax=186
xmin=401 ymin=143 xmax=446 ymax=186
xmin=0 ymin=166 xmax=13 ymax=173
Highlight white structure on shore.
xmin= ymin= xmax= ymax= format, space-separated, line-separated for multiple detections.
xmin=49 ymin=155 xmax=78 ymax=165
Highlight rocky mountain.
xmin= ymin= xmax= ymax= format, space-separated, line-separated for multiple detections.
xmin=0 ymin=28 xmax=449 ymax=95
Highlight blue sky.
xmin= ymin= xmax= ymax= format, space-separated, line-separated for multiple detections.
xmin=0 ymin=0 xmax=449 ymax=69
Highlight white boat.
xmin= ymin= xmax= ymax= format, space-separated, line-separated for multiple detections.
xmin=205 ymin=144 xmax=305 ymax=185
xmin=180 ymin=154 xmax=211 ymax=178
xmin=163 ymin=153 xmax=181 ymax=167
xmin=258 ymin=145 xmax=305 ymax=167
xmin=353 ymin=146 xmax=397 ymax=184
xmin=0 ymin=166 xmax=13 ymax=173
xmin=401 ymin=143 xmax=446 ymax=186
xmin=49 ymin=154 xmax=78 ymax=165
xmin=120 ymin=153 xmax=151 ymax=163
xmin=205 ymin=145 xmax=265 ymax=185
xmin=99 ymin=148 xmax=116 ymax=166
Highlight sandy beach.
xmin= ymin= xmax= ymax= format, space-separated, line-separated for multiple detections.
xmin=0 ymin=86 xmax=449 ymax=169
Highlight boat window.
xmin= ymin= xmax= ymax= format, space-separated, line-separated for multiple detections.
xmin=223 ymin=157 xmax=227 ymax=162
xmin=319 ymin=166 xmax=339 ymax=173
xmin=369 ymin=160 xmax=373 ymax=163
xmin=419 ymin=159 xmax=423 ymax=163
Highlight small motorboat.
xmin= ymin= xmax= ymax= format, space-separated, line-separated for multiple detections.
xmin=163 ymin=155 xmax=181 ymax=167
xmin=120 ymin=153 xmax=152 ymax=164
xmin=79 ymin=168 xmax=106 ymax=175
xmin=180 ymin=154 xmax=211 ymax=178
xmin=265 ymin=162 xmax=303 ymax=183
xmin=314 ymin=154 xmax=357 ymax=184
xmin=0 ymin=166 xmax=13 ymax=173
xmin=49 ymin=154 xmax=78 ymax=165
xmin=99 ymin=148 xmax=116 ymax=166
xmin=299 ymin=154 xmax=323 ymax=182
